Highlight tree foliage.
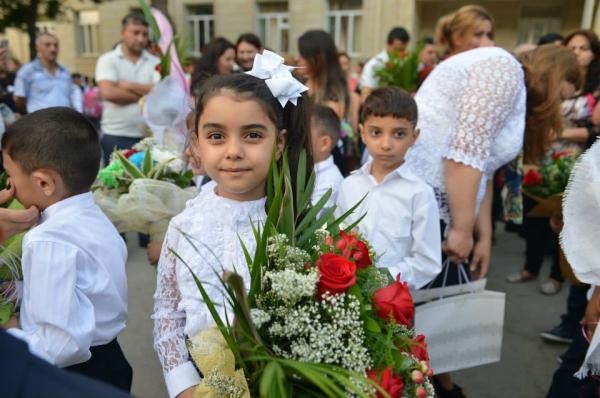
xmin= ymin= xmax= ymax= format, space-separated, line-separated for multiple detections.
xmin=0 ymin=0 xmax=103 ymax=61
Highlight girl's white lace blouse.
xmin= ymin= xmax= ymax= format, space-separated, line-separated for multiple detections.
xmin=405 ymin=46 xmax=526 ymax=222
xmin=152 ymin=185 xmax=266 ymax=397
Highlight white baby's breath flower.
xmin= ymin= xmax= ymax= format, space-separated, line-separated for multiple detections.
xmin=250 ymin=308 xmax=271 ymax=328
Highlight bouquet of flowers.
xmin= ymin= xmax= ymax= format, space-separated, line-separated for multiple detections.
xmin=522 ymin=150 xmax=577 ymax=217
xmin=93 ymin=138 xmax=195 ymax=240
xmin=176 ymin=151 xmax=433 ymax=397
xmin=373 ymin=43 xmax=423 ymax=93
xmin=0 ymin=172 xmax=25 ymax=325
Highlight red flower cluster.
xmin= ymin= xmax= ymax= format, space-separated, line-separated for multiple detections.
xmin=372 ymin=275 xmax=414 ymax=325
xmin=123 ymin=149 xmax=138 ymax=159
xmin=523 ymin=169 xmax=543 ymax=186
xmin=411 ymin=334 xmax=429 ymax=362
xmin=368 ymin=367 xmax=404 ymax=398
xmin=552 ymin=150 xmax=572 ymax=161
xmin=338 ymin=231 xmax=372 ymax=269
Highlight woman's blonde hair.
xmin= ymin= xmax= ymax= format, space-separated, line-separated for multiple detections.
xmin=435 ymin=5 xmax=494 ymax=51
xmin=519 ymin=45 xmax=582 ymax=163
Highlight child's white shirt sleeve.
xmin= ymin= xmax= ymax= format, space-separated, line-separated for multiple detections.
xmin=153 ymin=229 xmax=201 ymax=398
xmin=8 ymin=241 xmax=94 ymax=367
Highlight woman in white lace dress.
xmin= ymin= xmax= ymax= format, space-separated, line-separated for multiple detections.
xmin=405 ymin=19 xmax=581 ymax=398
xmin=152 ymin=63 xmax=311 ymax=398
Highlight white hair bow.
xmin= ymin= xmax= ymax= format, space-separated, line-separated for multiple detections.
xmin=246 ymin=49 xmax=309 ymax=107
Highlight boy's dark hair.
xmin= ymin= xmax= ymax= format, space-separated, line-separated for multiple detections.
xmin=1 ymin=107 xmax=101 ymax=195
xmin=538 ymin=32 xmax=563 ymax=45
xmin=387 ymin=27 xmax=410 ymax=44
xmin=236 ymin=33 xmax=262 ymax=50
xmin=122 ymin=13 xmax=148 ymax=29
xmin=194 ymin=73 xmax=313 ymax=199
xmin=421 ymin=36 xmax=434 ymax=46
xmin=360 ymin=87 xmax=418 ymax=125
xmin=311 ymin=105 xmax=340 ymax=143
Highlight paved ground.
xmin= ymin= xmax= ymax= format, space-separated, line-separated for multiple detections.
xmin=120 ymin=228 xmax=571 ymax=398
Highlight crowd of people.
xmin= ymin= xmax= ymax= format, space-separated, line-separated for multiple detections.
xmin=1 ymin=3 xmax=600 ymax=398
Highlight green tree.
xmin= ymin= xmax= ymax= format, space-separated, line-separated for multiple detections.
xmin=0 ymin=0 xmax=103 ymax=61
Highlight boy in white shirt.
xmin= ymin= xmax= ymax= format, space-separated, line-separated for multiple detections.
xmin=1 ymin=107 xmax=131 ymax=391
xmin=311 ymin=105 xmax=344 ymax=210
xmin=336 ymin=87 xmax=441 ymax=289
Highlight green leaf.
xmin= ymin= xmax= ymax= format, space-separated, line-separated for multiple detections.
xmin=260 ymin=361 xmax=288 ymax=398
xmin=0 ymin=302 xmax=14 ymax=326
xmin=115 ymin=151 xmax=145 ymax=179
xmin=137 ymin=0 xmax=161 ymax=43
xmin=326 ymin=194 xmax=367 ymax=235
xmin=142 ymin=150 xmax=153 ymax=175
xmin=365 ymin=317 xmax=382 ymax=333
xmin=295 ymin=150 xmax=307 ymax=212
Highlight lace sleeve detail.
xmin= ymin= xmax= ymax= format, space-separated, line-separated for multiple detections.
xmin=445 ymin=56 xmax=522 ymax=171
xmin=152 ymin=230 xmax=190 ymax=373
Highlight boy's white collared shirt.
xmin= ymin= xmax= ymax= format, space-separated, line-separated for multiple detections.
xmin=335 ymin=161 xmax=442 ymax=289
xmin=312 ymin=155 xmax=344 ymax=211
xmin=7 ymin=192 xmax=128 ymax=367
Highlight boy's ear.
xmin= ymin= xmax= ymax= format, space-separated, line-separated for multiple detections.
xmin=321 ymin=135 xmax=333 ymax=153
xmin=31 ymin=169 xmax=57 ymax=197
xmin=275 ymin=129 xmax=288 ymax=160
xmin=413 ymin=127 xmax=420 ymax=140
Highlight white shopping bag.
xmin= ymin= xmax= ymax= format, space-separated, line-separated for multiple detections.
xmin=414 ymin=289 xmax=506 ymax=374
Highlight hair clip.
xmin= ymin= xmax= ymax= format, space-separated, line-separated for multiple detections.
xmin=246 ymin=50 xmax=309 ymax=107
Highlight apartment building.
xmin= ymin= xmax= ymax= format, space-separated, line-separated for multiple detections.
xmin=1 ymin=0 xmax=598 ymax=77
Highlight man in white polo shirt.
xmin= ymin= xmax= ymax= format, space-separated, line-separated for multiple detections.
xmin=96 ymin=13 xmax=159 ymax=165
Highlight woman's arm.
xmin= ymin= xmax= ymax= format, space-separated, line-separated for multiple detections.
xmin=561 ymin=127 xmax=590 ymax=144
xmin=444 ymin=160 xmax=480 ymax=263
xmin=471 ymin=180 xmax=493 ymax=279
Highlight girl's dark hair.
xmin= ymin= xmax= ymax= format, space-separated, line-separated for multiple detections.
xmin=194 ymin=73 xmax=313 ymax=198
xmin=298 ymin=30 xmax=350 ymax=118
xmin=563 ymin=30 xmax=600 ymax=94
xmin=236 ymin=33 xmax=262 ymax=50
xmin=191 ymin=37 xmax=235 ymax=94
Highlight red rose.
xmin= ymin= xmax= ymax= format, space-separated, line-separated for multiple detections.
xmin=411 ymin=335 xmax=429 ymax=362
xmin=123 ymin=149 xmax=138 ymax=159
xmin=523 ymin=169 xmax=543 ymax=186
xmin=372 ymin=275 xmax=414 ymax=325
xmin=367 ymin=367 xmax=404 ymax=398
xmin=317 ymin=253 xmax=357 ymax=296
xmin=552 ymin=150 xmax=571 ymax=161
xmin=339 ymin=231 xmax=372 ymax=269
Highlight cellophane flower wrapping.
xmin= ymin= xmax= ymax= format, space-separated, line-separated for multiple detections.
xmin=93 ymin=138 xmax=194 ymax=240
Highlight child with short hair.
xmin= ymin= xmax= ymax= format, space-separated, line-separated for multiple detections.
xmin=335 ymin=87 xmax=441 ymax=289
xmin=1 ymin=107 xmax=131 ymax=391
xmin=153 ymin=59 xmax=311 ymax=398
xmin=310 ymin=105 xmax=344 ymax=210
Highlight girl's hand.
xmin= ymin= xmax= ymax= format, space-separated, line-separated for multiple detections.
xmin=442 ymin=227 xmax=473 ymax=264
xmin=549 ymin=213 xmax=564 ymax=234
xmin=146 ymin=240 xmax=163 ymax=265
xmin=470 ymin=236 xmax=491 ymax=279
xmin=176 ymin=386 xmax=197 ymax=398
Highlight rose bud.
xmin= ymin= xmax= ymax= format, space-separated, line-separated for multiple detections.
xmin=416 ymin=386 xmax=428 ymax=398
xmin=324 ymin=235 xmax=334 ymax=246
xmin=335 ymin=238 xmax=347 ymax=251
xmin=411 ymin=370 xmax=424 ymax=384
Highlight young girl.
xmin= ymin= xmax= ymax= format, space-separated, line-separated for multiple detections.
xmin=153 ymin=63 xmax=311 ymax=398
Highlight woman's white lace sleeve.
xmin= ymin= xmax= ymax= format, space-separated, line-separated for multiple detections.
xmin=444 ymin=56 xmax=521 ymax=171
xmin=152 ymin=231 xmax=190 ymax=373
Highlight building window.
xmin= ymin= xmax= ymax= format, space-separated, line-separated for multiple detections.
xmin=327 ymin=0 xmax=363 ymax=57
xmin=257 ymin=2 xmax=289 ymax=54
xmin=517 ymin=18 xmax=561 ymax=44
xmin=187 ymin=5 xmax=215 ymax=56
xmin=36 ymin=22 xmax=56 ymax=34
xmin=76 ymin=10 xmax=100 ymax=55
